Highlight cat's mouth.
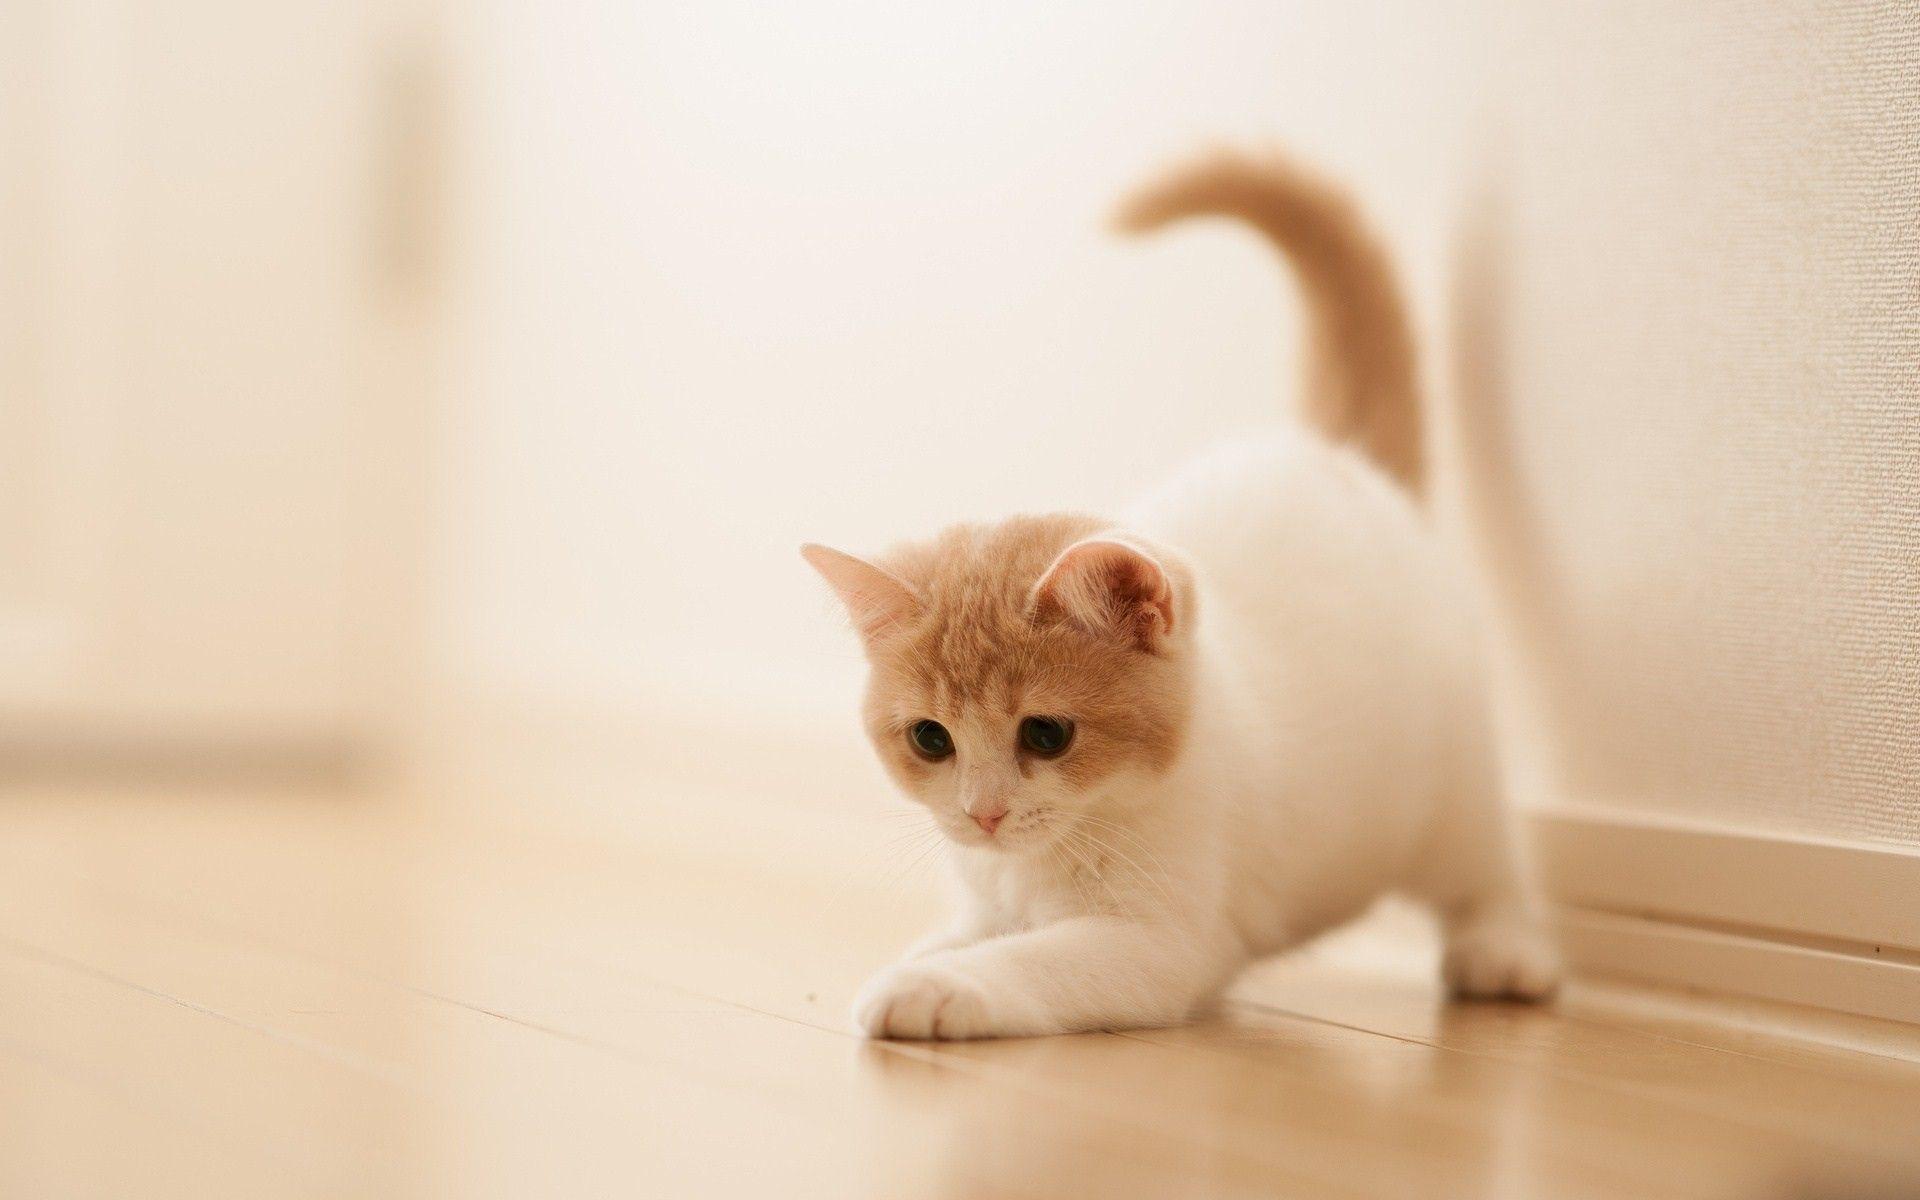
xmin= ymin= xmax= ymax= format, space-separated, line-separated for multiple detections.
xmin=947 ymin=812 xmax=1036 ymax=850
xmin=948 ymin=819 xmax=1009 ymax=848
xmin=976 ymin=810 xmax=1070 ymax=854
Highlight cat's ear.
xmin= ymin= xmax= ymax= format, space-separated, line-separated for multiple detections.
xmin=801 ymin=543 xmax=922 ymax=641
xmin=1030 ymin=537 xmax=1176 ymax=653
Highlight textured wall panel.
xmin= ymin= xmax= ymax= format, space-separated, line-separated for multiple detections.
xmin=1465 ymin=2 xmax=1919 ymax=845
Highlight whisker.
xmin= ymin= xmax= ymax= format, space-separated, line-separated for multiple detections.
xmin=1057 ymin=825 xmax=1156 ymax=915
xmin=1045 ymin=824 xmax=1106 ymax=913
xmin=892 ymin=827 xmax=950 ymax=885
xmin=873 ymin=824 xmax=946 ymax=893
xmin=1071 ymin=811 xmax=1176 ymax=865
xmin=1043 ymin=840 xmax=1098 ymax=914
xmin=1060 ymin=821 xmax=1178 ymax=913
xmin=1069 ymin=813 xmax=1183 ymax=889
xmin=903 ymin=842 xmax=948 ymax=885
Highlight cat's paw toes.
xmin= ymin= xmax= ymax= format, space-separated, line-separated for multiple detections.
xmin=1443 ymin=920 xmax=1562 ymax=1002
xmin=852 ymin=963 xmax=998 ymax=1040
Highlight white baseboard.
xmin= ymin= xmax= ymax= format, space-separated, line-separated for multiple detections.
xmin=1553 ymin=910 xmax=1920 ymax=1026
xmin=1531 ymin=807 xmax=1920 ymax=1025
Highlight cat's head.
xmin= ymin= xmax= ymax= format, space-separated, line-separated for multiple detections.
xmin=803 ymin=514 xmax=1195 ymax=852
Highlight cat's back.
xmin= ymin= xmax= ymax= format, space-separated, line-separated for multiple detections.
xmin=1128 ymin=427 xmax=1480 ymax=936
xmin=1125 ymin=426 xmax=1474 ymax=709
xmin=1126 ymin=427 xmax=1441 ymax=604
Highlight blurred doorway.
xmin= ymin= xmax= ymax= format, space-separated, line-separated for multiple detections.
xmin=0 ymin=0 xmax=444 ymax=774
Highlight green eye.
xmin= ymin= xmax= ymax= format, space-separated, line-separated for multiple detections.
xmin=1019 ymin=716 xmax=1073 ymax=757
xmin=908 ymin=720 xmax=954 ymax=761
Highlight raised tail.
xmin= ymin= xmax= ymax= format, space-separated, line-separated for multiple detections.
xmin=1115 ymin=150 xmax=1425 ymax=495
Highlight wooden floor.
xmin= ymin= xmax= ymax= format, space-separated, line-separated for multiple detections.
xmin=5 ymin=782 xmax=1920 ymax=1199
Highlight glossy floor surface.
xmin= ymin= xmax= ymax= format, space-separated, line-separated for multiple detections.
xmin=5 ymin=784 xmax=1920 ymax=1199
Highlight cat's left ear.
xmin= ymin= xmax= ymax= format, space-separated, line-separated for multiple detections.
xmin=1030 ymin=536 xmax=1177 ymax=653
xmin=801 ymin=543 xmax=922 ymax=642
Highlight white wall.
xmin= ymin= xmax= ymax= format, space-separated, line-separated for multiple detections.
xmin=448 ymin=0 xmax=1472 ymax=735
xmin=451 ymin=1 xmax=1920 ymax=856
xmin=1469 ymin=3 xmax=1920 ymax=848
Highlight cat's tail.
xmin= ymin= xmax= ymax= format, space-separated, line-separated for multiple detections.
xmin=1114 ymin=149 xmax=1424 ymax=495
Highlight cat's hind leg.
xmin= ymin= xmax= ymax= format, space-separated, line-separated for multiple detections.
xmin=1404 ymin=754 xmax=1562 ymax=1002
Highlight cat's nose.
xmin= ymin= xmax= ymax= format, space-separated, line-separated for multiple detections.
xmin=960 ymin=771 xmax=1011 ymax=836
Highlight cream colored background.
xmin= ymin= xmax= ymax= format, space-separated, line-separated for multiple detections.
xmin=4 ymin=3 xmax=1914 ymax=855
xmin=446 ymin=1 xmax=1473 ymax=738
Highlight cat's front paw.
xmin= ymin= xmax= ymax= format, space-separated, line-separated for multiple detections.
xmin=853 ymin=962 xmax=1007 ymax=1040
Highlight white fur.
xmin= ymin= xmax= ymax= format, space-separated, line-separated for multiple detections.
xmin=854 ymin=429 xmax=1560 ymax=1039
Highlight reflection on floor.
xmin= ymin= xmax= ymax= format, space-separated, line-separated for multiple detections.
xmin=2 ymin=782 xmax=1918 ymax=1199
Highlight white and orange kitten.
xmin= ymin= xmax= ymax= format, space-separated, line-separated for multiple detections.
xmin=804 ymin=151 xmax=1559 ymax=1040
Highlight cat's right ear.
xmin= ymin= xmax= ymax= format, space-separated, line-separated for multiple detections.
xmin=800 ymin=544 xmax=922 ymax=642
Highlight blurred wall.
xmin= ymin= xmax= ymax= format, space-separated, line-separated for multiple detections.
xmin=445 ymin=0 xmax=1476 ymax=745
xmin=444 ymin=1 xmax=1920 ymax=855
xmin=1 ymin=0 xmax=441 ymax=765
xmin=7 ymin=0 xmax=1915 ymax=856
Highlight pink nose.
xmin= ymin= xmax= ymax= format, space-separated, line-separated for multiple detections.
xmin=972 ymin=811 xmax=1004 ymax=835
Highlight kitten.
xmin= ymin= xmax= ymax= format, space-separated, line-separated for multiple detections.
xmin=804 ymin=150 xmax=1560 ymax=1040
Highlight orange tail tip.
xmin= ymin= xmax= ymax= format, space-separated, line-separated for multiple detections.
xmin=1116 ymin=149 xmax=1424 ymax=496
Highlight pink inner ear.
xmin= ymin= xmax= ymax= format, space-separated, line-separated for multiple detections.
xmin=801 ymin=543 xmax=922 ymax=640
xmin=1032 ymin=538 xmax=1175 ymax=650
